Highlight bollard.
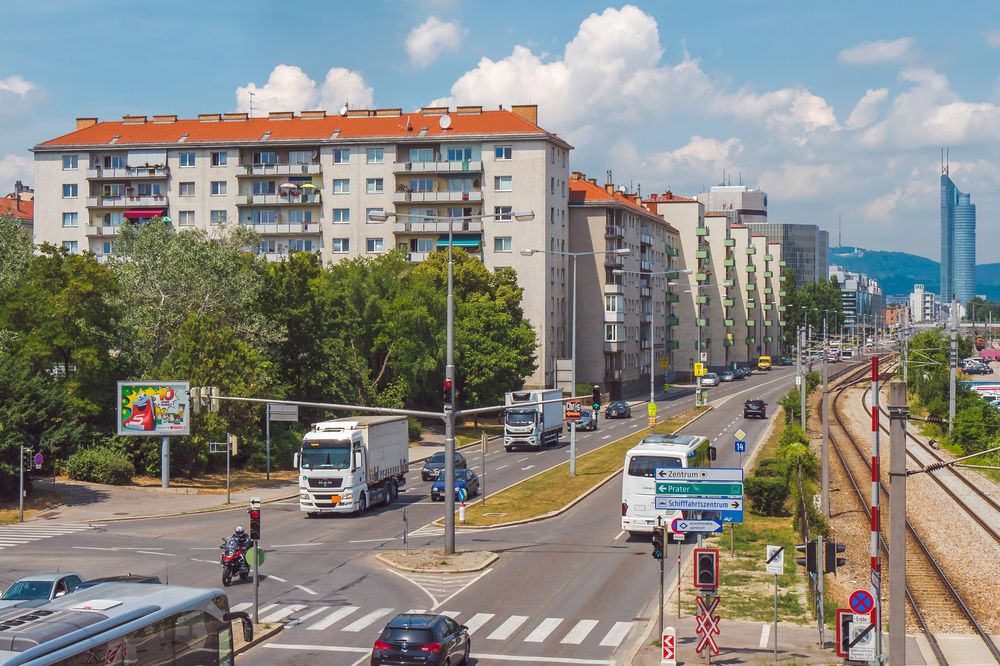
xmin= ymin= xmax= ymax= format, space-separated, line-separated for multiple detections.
xmin=459 ymin=502 xmax=466 ymax=524
xmin=661 ymin=626 xmax=676 ymax=666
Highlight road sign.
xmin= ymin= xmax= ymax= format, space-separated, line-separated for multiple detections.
xmin=795 ymin=375 xmax=802 ymax=386
xmin=661 ymin=627 xmax=676 ymax=665
xmin=659 ymin=357 xmax=670 ymax=369
xmin=673 ymin=519 xmax=722 ymax=533
xmin=695 ymin=596 xmax=721 ymax=655
xmin=700 ymin=352 xmax=708 ymax=363
xmin=456 ymin=487 xmax=467 ymax=503
xmin=766 ymin=545 xmax=784 ymax=574
xmin=656 ymin=497 xmax=743 ymax=511
xmin=693 ymin=362 xmax=706 ymax=377
xmin=209 ymin=442 xmax=229 ymax=454
xmin=244 ymin=546 xmax=266 ymax=567
xmin=267 ymin=403 xmax=299 ymax=422
xmin=564 ymin=400 xmax=582 ymax=419
xmin=648 ymin=403 xmax=657 ymax=418
xmin=655 ymin=481 xmax=743 ymax=496
xmin=655 ymin=467 xmax=743 ymax=482
xmin=718 ymin=509 xmax=745 ymax=523
xmin=848 ymin=614 xmax=875 ymax=661
xmin=32 ymin=453 xmax=43 ymax=470
xmin=849 ymin=589 xmax=875 ymax=615
xmin=735 ymin=440 xmax=747 ymax=453
xmin=734 ymin=428 xmax=747 ymax=441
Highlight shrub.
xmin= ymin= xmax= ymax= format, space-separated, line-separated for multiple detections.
xmin=408 ymin=417 xmax=423 ymax=442
xmin=745 ymin=475 xmax=790 ymax=516
xmin=781 ymin=442 xmax=818 ymax=478
xmin=754 ymin=457 xmax=789 ymax=479
xmin=66 ymin=447 xmax=135 ymax=485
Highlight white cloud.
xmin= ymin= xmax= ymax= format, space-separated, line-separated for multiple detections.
xmin=0 ymin=153 xmax=31 ymax=193
xmin=0 ymin=75 xmax=34 ymax=97
xmin=635 ymin=136 xmax=744 ymax=181
xmin=846 ymin=88 xmax=889 ymax=129
xmin=862 ymin=188 xmax=903 ymax=220
xmin=758 ymin=163 xmax=842 ymax=200
xmin=716 ymin=87 xmax=839 ymax=134
xmin=837 ymin=37 xmax=917 ymax=65
xmin=235 ymin=65 xmax=374 ymax=114
xmin=406 ymin=17 xmax=466 ymax=68
xmin=986 ymin=29 xmax=1000 ymax=48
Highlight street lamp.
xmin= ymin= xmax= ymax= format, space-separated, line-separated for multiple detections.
xmin=368 ymin=208 xmax=533 ymax=555
xmin=521 ymin=246 xmax=631 ymax=397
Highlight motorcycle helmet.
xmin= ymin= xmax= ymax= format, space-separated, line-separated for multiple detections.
xmin=235 ymin=526 xmax=245 ymax=536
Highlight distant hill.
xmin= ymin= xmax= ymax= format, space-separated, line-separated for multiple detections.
xmin=827 ymin=246 xmax=1000 ymax=301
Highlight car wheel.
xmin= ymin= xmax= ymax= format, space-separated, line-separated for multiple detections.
xmin=461 ymin=641 xmax=471 ymax=664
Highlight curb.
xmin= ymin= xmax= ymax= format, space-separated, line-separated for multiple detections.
xmin=46 ymin=492 xmax=299 ymax=525
xmin=234 ymin=621 xmax=282 ymax=656
xmin=374 ymin=551 xmax=499 ymax=574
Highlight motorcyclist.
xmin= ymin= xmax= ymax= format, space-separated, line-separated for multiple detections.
xmin=231 ymin=525 xmax=251 ymax=551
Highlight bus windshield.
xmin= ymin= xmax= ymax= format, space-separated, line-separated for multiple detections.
xmin=628 ymin=455 xmax=682 ymax=478
xmin=300 ymin=445 xmax=351 ymax=470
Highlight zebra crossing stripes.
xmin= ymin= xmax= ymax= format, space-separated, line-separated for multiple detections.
xmin=486 ymin=615 xmax=529 ymax=640
xmin=0 ymin=524 xmax=99 ymax=550
xmin=561 ymin=619 xmax=599 ymax=644
xmin=524 ymin=617 xmax=563 ymax=642
xmin=341 ymin=608 xmax=393 ymax=632
xmin=306 ymin=605 xmax=358 ymax=631
xmin=598 ymin=621 xmax=634 ymax=647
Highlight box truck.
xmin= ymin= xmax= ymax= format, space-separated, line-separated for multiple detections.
xmin=504 ymin=389 xmax=563 ymax=451
xmin=294 ymin=415 xmax=408 ymax=517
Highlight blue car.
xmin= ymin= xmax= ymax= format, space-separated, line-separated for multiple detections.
xmin=431 ymin=469 xmax=480 ymax=501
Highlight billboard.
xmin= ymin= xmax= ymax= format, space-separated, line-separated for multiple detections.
xmin=117 ymin=381 xmax=191 ymax=437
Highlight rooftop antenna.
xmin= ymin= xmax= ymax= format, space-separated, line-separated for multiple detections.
xmin=739 ymin=171 xmax=742 ymax=186
xmin=838 ymin=214 xmax=842 ymax=248
xmin=606 ymin=169 xmax=612 ymax=185
xmin=248 ymin=91 xmax=255 ymax=118
xmin=946 ymin=147 xmax=949 ymax=175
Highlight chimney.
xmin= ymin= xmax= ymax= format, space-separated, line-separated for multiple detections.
xmin=121 ymin=115 xmax=147 ymax=124
xmin=605 ymin=183 xmax=615 ymax=195
xmin=374 ymin=108 xmax=402 ymax=117
xmin=152 ymin=115 xmax=177 ymax=123
xmin=76 ymin=117 xmax=99 ymax=130
xmin=198 ymin=113 xmax=221 ymax=122
xmin=588 ymin=178 xmax=598 ymax=185
xmin=420 ymin=106 xmax=449 ymax=116
xmin=510 ymin=104 xmax=538 ymax=125
xmin=570 ymin=171 xmax=584 ymax=180
xmin=300 ymin=110 xmax=327 ymax=119
xmin=222 ymin=112 xmax=249 ymax=121
xmin=268 ymin=111 xmax=295 ymax=120
xmin=456 ymin=105 xmax=483 ymax=115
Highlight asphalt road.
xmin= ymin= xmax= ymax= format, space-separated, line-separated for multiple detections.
xmin=0 ymin=366 xmax=803 ymax=665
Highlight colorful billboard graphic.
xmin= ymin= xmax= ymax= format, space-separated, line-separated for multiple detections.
xmin=117 ymin=381 xmax=191 ymax=437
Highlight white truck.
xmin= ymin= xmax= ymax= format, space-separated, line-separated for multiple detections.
xmin=503 ymin=389 xmax=563 ymax=451
xmin=294 ymin=415 xmax=408 ymax=517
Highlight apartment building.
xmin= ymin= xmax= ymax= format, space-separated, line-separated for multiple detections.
xmin=32 ymin=105 xmax=571 ymax=388
xmin=568 ymin=174 xmax=680 ymax=400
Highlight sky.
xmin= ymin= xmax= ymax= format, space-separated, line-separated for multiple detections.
xmin=2 ymin=0 xmax=999 ymax=260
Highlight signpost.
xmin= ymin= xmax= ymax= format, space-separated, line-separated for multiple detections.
xmin=849 ymin=589 xmax=875 ymax=615
xmin=766 ymin=545 xmax=784 ymax=661
xmin=656 ymin=497 xmax=743 ymax=511
xmin=848 ymin=614 xmax=876 ymax=662
xmin=117 ymin=381 xmax=191 ymax=489
xmin=647 ymin=402 xmax=657 ymax=429
xmin=672 ymin=519 xmax=722 ymax=533
xmin=659 ymin=357 xmax=670 ymax=370
xmin=693 ymin=362 xmax=706 ymax=377
xmin=266 ymin=403 xmax=298 ymax=481
xmin=695 ymin=595 xmax=721 ymax=656
xmin=655 ymin=467 xmax=743 ymax=482
xmin=661 ymin=626 xmax=676 ymax=666
xmin=32 ymin=452 xmax=43 ymax=470
xmin=656 ymin=481 xmax=743 ymax=496
xmin=564 ymin=400 xmax=582 ymax=420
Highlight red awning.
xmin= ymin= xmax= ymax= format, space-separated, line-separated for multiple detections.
xmin=123 ymin=208 xmax=166 ymax=219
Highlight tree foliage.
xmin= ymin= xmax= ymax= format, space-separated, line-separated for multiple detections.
xmin=781 ymin=276 xmax=845 ymax=337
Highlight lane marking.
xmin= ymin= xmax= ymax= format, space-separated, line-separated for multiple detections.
xmin=614 ymin=530 xmax=626 ymax=541
xmin=561 ymin=619 xmax=599 ymax=644
xmin=347 ymin=536 xmax=398 ymax=543
xmin=341 ymin=607 xmax=393 ymax=632
xmin=516 ymin=457 xmax=529 ymax=462
xmin=135 ymin=550 xmax=174 ymax=557
xmin=263 ymin=645 xmax=614 ymax=664
xmin=190 ymin=558 xmax=216 ymax=564
xmin=273 ymin=543 xmax=322 ymax=548
xmin=496 ymin=465 xmax=509 ymax=470
xmin=759 ymin=623 xmax=771 ymax=648
xmin=524 ymin=617 xmax=563 ymax=642
xmin=521 ymin=465 xmax=536 ymax=471
xmin=306 ymin=605 xmax=359 ymax=631
xmin=267 ymin=575 xmax=288 ymax=583
xmin=431 ymin=568 xmax=493 ymax=610
xmin=602 ymin=435 xmax=611 ymax=439
xmin=487 ymin=615 xmax=529 ymax=640
xmin=599 ymin=621 xmax=634 ymax=647
xmin=463 ymin=612 xmax=495 ymax=634
xmin=294 ymin=584 xmax=318 ymax=596
xmin=230 ymin=602 xmax=251 ymax=612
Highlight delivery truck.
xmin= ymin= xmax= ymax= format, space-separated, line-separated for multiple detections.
xmin=294 ymin=415 xmax=408 ymax=517
xmin=504 ymin=389 xmax=563 ymax=451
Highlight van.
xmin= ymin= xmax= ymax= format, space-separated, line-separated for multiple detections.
xmin=757 ymin=355 xmax=772 ymax=370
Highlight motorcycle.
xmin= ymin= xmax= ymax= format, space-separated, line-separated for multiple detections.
xmin=220 ymin=536 xmax=251 ymax=587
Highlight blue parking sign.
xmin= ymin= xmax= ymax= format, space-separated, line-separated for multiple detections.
xmin=735 ymin=440 xmax=747 ymax=453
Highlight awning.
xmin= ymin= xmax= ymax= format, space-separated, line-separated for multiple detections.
xmin=436 ymin=235 xmax=482 ymax=248
xmin=123 ymin=208 xmax=166 ymax=219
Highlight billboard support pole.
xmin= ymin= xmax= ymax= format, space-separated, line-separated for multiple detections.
xmin=161 ymin=436 xmax=170 ymax=489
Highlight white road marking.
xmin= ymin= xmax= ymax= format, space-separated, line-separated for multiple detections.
xmin=629 ymin=424 xmax=640 ymax=429
xmin=347 ymin=536 xmax=398 ymax=543
xmin=614 ymin=530 xmax=626 ymax=540
xmin=463 ymin=612 xmax=495 ymax=634
xmin=341 ymin=608 xmax=393 ymax=632
xmin=294 ymin=584 xmax=318 ymax=596
xmin=306 ymin=605 xmax=359 ymax=631
xmin=602 ymin=435 xmax=611 ymax=439
xmin=438 ymin=610 xmax=460 ymax=619
xmin=524 ymin=617 xmax=563 ymax=642
xmin=599 ymin=621 xmax=634 ymax=647
xmin=560 ymin=619 xmax=599 ymax=644
xmin=759 ymin=623 xmax=771 ymax=648
xmin=521 ymin=465 xmax=536 ymax=471
xmin=496 ymin=465 xmax=509 ymax=470
xmin=258 ymin=603 xmax=278 ymax=614
xmin=292 ymin=606 xmax=329 ymax=625
xmin=190 ymin=558 xmax=216 ymax=564
xmin=487 ymin=615 xmax=529 ymax=640
xmin=516 ymin=457 xmax=529 ymax=462
xmin=264 ymin=644 xmax=369 ymax=654
xmin=264 ymin=644 xmax=613 ymax=663
xmin=261 ymin=604 xmax=306 ymax=623
xmin=136 ymin=550 xmax=174 ymax=557
xmin=267 ymin=575 xmax=288 ymax=582
xmin=230 ymin=602 xmax=252 ymax=612
xmin=71 ymin=546 xmax=118 ymax=551
xmin=273 ymin=543 xmax=322 ymax=548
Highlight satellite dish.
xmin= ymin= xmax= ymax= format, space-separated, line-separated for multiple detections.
xmin=439 ymin=114 xmax=452 ymax=130
xmin=339 ymin=104 xmax=348 ymax=117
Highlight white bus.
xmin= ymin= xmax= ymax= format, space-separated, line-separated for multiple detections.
xmin=621 ymin=434 xmax=713 ymax=538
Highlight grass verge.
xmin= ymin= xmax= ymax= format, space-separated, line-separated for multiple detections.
xmin=455 ymin=424 xmax=503 ymax=446
xmin=131 ymin=469 xmax=298 ymax=493
xmin=460 ymin=406 xmax=708 ymax=526
xmin=0 ymin=488 xmax=65 ymax=525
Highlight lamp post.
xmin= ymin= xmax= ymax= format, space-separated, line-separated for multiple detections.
xmin=684 ymin=281 xmax=726 ymax=408
xmin=369 ymin=208 xmax=534 ymax=555
xmin=522 ymin=247 xmax=632 ymax=398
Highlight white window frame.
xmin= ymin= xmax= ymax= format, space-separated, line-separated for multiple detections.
xmin=288 ymin=209 xmax=313 ymax=224
xmin=494 ymin=145 xmax=512 ymax=160
xmin=332 ymin=208 xmax=350 ymax=223
xmin=332 ymin=148 xmax=350 ymax=164
xmin=178 ymin=210 xmax=195 ymax=226
xmin=211 ymin=151 xmax=228 ymax=167
xmin=366 ymin=178 xmax=384 ymax=193
xmin=179 ymin=152 xmax=196 ymax=167
xmin=494 ymin=206 xmax=512 ymax=222
xmin=332 ymin=178 xmax=350 ymax=194
xmin=210 ymin=210 xmax=227 ymax=226
xmin=62 ymin=212 xmax=78 ymax=227
xmin=366 ymin=148 xmax=384 ymax=164
xmin=605 ymin=323 xmax=622 ymax=342
xmin=179 ymin=182 xmax=195 ymax=197
xmin=493 ymin=237 xmax=512 ymax=253
xmin=494 ymin=176 xmax=512 ymax=192
xmin=366 ymin=238 xmax=384 ymax=253
xmin=62 ymin=155 xmax=78 ymax=170
xmin=332 ymin=238 xmax=350 ymax=253
xmin=62 ymin=184 xmax=78 ymax=198
xmin=62 ymin=241 xmax=78 ymax=255
xmin=210 ymin=181 xmax=227 ymax=196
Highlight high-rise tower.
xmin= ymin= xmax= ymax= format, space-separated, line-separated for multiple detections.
xmin=940 ymin=154 xmax=976 ymax=304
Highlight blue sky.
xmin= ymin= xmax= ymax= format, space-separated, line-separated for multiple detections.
xmin=3 ymin=1 xmax=999 ymax=259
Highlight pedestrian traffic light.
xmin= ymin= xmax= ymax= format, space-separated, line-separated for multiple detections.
xmin=824 ymin=541 xmax=847 ymax=574
xmin=592 ymin=385 xmax=601 ymax=411
xmin=248 ymin=506 xmax=261 ymax=541
xmin=651 ymin=526 xmax=664 ymax=560
xmin=795 ymin=541 xmax=818 ymax=574
xmin=693 ymin=548 xmax=719 ymax=589
xmin=443 ymin=378 xmax=454 ymax=406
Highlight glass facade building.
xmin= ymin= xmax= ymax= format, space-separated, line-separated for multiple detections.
xmin=745 ymin=223 xmax=829 ymax=287
xmin=941 ymin=173 xmax=976 ymax=304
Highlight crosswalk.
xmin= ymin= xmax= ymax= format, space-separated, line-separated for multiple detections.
xmin=0 ymin=523 xmax=100 ymax=550
xmin=230 ymin=602 xmax=637 ymax=649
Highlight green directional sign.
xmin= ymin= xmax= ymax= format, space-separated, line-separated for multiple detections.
xmin=655 ymin=482 xmax=744 ymax=496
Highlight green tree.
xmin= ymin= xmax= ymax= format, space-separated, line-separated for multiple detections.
xmin=782 ymin=276 xmax=845 ymax=337
xmin=0 ymin=214 xmax=31 ymax=293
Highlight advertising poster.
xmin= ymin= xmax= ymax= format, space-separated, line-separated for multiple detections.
xmin=117 ymin=381 xmax=191 ymax=437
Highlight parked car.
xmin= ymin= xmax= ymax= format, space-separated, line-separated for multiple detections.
xmin=430 ymin=468 xmax=480 ymax=501
xmin=0 ymin=573 xmax=84 ymax=609
xmin=736 ymin=367 xmax=752 ymax=378
xmin=719 ymin=371 xmax=735 ymax=382
xmin=702 ymin=373 xmax=720 ymax=387
xmin=605 ymin=401 xmax=631 ymax=419
xmin=371 ymin=613 xmax=470 ymax=666
xmin=574 ymin=409 xmax=597 ymax=431
xmin=422 ymin=451 xmax=467 ymax=481
xmin=781 ymin=357 xmax=795 ymax=366
xmin=743 ymin=399 xmax=766 ymax=419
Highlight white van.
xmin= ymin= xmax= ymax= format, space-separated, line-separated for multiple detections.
xmin=621 ymin=434 xmax=713 ymax=537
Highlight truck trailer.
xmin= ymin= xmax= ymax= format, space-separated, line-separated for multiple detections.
xmin=294 ymin=415 xmax=408 ymax=517
xmin=504 ymin=389 xmax=563 ymax=451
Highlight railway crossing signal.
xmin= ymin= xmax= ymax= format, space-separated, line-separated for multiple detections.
xmin=824 ymin=541 xmax=847 ymax=574
xmin=795 ymin=541 xmax=818 ymax=574
xmin=694 ymin=595 xmax=721 ymax=655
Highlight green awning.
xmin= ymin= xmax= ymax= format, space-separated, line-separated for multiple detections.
xmin=436 ymin=235 xmax=482 ymax=248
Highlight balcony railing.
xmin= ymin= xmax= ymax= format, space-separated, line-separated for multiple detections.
xmin=640 ymin=260 xmax=652 ymax=272
xmin=723 ymin=298 xmax=735 ymax=307
xmin=640 ymin=232 xmax=654 ymax=245
xmin=746 ymin=300 xmax=757 ymax=309
xmin=665 ymin=293 xmax=680 ymax=303
xmin=640 ymin=313 xmax=652 ymax=323
xmin=604 ymin=253 xmax=625 ymax=267
xmin=745 ymin=246 xmax=756 ymax=255
xmin=392 ymin=220 xmax=483 ymax=233
xmin=640 ymin=287 xmax=651 ymax=298
xmin=697 ymin=318 xmax=709 ymax=327
xmin=242 ymin=223 xmax=321 ymax=235
xmin=666 ymin=315 xmax=679 ymax=326
xmin=87 ymin=194 xmax=167 ymax=208
xmin=746 ymin=265 xmax=756 ymax=273
xmin=695 ymin=250 xmax=709 ymax=260
xmin=724 ymin=318 xmax=734 ymax=327
xmin=239 ymin=193 xmax=322 ymax=205
xmin=763 ymin=303 xmax=773 ymax=310
xmin=604 ymin=311 xmax=625 ymax=324
xmin=696 ymin=295 xmax=710 ymax=305
xmin=723 ymin=238 xmax=735 ymax=247
xmin=640 ymin=339 xmax=651 ymax=349
xmin=236 ymin=163 xmax=322 ymax=176
xmin=394 ymin=190 xmax=483 ymax=203
xmin=723 ymin=258 xmax=735 ymax=267
xmin=695 ymin=226 xmax=709 ymax=236
xmin=604 ymin=283 xmax=625 ymax=295
xmin=722 ymin=279 xmax=734 ymax=287
xmin=745 ymin=283 xmax=756 ymax=291
xmin=745 ymin=337 xmax=756 ymax=346
xmin=393 ymin=160 xmax=482 ymax=174
xmin=696 ymin=272 xmax=708 ymax=282
xmin=605 ymin=224 xmax=624 ymax=238
xmin=604 ymin=368 xmax=624 ymax=380
xmin=666 ymin=245 xmax=679 ymax=257
xmin=604 ymin=341 xmax=624 ymax=353
xmin=764 ymin=254 xmax=773 ymax=261
xmin=763 ymin=271 xmax=773 ymax=278
xmin=85 ymin=225 xmax=122 ymax=237
xmin=667 ymin=340 xmax=680 ymax=350
xmin=87 ymin=166 xmax=169 ymax=180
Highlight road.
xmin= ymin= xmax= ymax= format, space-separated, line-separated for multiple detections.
xmin=0 ymin=366 xmax=800 ymax=665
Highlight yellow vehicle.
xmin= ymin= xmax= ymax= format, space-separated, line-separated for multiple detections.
xmin=757 ymin=355 xmax=772 ymax=371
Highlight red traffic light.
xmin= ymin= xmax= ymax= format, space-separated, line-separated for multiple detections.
xmin=443 ymin=379 xmax=453 ymax=390
xmin=250 ymin=510 xmax=260 ymax=520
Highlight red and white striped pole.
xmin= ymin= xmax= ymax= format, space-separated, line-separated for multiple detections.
xmin=870 ymin=355 xmax=882 ymax=663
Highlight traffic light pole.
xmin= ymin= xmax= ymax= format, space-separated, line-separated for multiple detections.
xmin=888 ymin=381 xmax=908 ymax=666
xmin=816 ymin=534 xmax=825 ymax=648
xmin=18 ymin=445 xmax=24 ymax=523
xmin=657 ymin=516 xmax=664 ymax=642
xmin=253 ymin=538 xmax=259 ymax=624
xmin=444 ymin=221 xmax=457 ymax=556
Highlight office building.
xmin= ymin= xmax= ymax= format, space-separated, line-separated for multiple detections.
xmin=941 ymin=167 xmax=976 ymax=304
xmin=745 ymin=223 xmax=828 ymax=288
xmin=694 ymin=185 xmax=768 ymax=225
xmin=830 ymin=265 xmax=884 ymax=335
xmin=32 ymin=105 xmax=571 ymax=388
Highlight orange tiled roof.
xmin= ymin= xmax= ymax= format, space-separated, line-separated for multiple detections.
xmin=645 ymin=192 xmax=696 ymax=203
xmin=0 ymin=197 xmax=32 ymax=220
xmin=568 ymin=176 xmax=674 ymax=229
xmin=705 ymin=212 xmax=727 ymax=218
xmin=37 ymin=109 xmax=563 ymax=148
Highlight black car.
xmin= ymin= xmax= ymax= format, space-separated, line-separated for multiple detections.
xmin=421 ymin=451 xmax=467 ymax=481
xmin=744 ymin=399 xmax=766 ymax=419
xmin=731 ymin=368 xmax=746 ymax=380
xmin=372 ymin=613 xmax=470 ymax=666
xmin=605 ymin=400 xmax=631 ymax=418
xmin=574 ymin=409 xmax=597 ymax=431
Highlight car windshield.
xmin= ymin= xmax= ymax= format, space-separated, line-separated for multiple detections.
xmin=426 ymin=453 xmax=445 ymax=464
xmin=747 ymin=401 xmax=763 ymax=407
xmin=610 ymin=401 xmax=626 ymax=409
xmin=2 ymin=581 xmax=53 ymax=601
xmin=300 ymin=446 xmax=351 ymax=470
xmin=384 ymin=627 xmax=435 ymax=644
xmin=506 ymin=410 xmax=535 ymax=425
xmin=437 ymin=470 xmax=470 ymax=482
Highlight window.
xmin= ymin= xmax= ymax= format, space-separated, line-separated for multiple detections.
xmin=414 ymin=238 xmax=435 ymax=252
xmin=366 ymin=238 xmax=384 ymax=253
xmin=103 ymin=212 xmax=124 ymax=226
xmin=332 ymin=238 xmax=350 ymax=253
xmin=447 ymin=147 xmax=472 ymax=162
xmin=101 ymin=241 xmax=113 ymax=255
xmin=61 ymin=213 xmax=78 ymax=227
xmin=210 ymin=210 xmax=227 ymax=225
xmin=250 ymin=209 xmax=277 ymax=225
xmin=494 ymin=206 xmax=512 ymax=222
xmin=211 ymin=151 xmax=228 ymax=167
xmin=409 ymin=177 xmax=433 ymax=192
xmin=178 ymin=211 xmax=195 ymax=226
xmin=332 ymin=208 xmax=350 ymax=223
xmin=366 ymin=178 xmax=384 ymax=193
xmin=495 ymin=145 xmax=512 ymax=160
xmin=605 ymin=324 xmax=622 ymax=342
xmin=137 ymin=182 xmax=162 ymax=196
xmin=290 ymin=239 xmax=314 ymax=253
xmin=62 ymin=184 xmax=77 ymax=198
xmin=332 ymin=148 xmax=350 ymax=164
xmin=179 ymin=152 xmax=195 ymax=167
xmin=409 ymin=208 xmax=435 ymax=223
xmin=409 ymin=148 xmax=434 ymax=162
xmin=551 ymin=177 xmax=555 ymax=194
xmin=447 ymin=178 xmax=474 ymax=193
xmin=62 ymin=241 xmax=78 ymax=254
xmin=366 ymin=148 xmax=384 ymax=164
xmin=62 ymin=155 xmax=78 ymax=170
xmin=605 ymin=294 xmax=623 ymax=312
xmin=103 ymin=183 xmax=124 ymax=198
xmin=179 ymin=182 xmax=195 ymax=196
xmin=494 ymin=176 xmax=512 ymax=191
xmin=288 ymin=209 xmax=312 ymax=224
xmin=103 ymin=155 xmax=126 ymax=169
xmin=252 ymin=151 xmax=277 ymax=166
xmin=493 ymin=237 xmax=512 ymax=253
xmin=211 ymin=181 xmax=227 ymax=196
xmin=288 ymin=150 xmax=314 ymax=165
xmin=252 ymin=181 xmax=276 ymax=195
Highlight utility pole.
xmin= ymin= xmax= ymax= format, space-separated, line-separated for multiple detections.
xmin=18 ymin=444 xmax=24 ymax=523
xmin=821 ymin=340 xmax=830 ymax=518
xmin=799 ymin=327 xmax=807 ymax=433
xmin=870 ymin=356 xmax=883 ymax=664
xmin=949 ymin=298 xmax=957 ymax=435
xmin=888 ymin=380 xmax=908 ymax=666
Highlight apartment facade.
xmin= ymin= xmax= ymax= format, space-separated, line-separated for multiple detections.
xmin=568 ymin=174 xmax=680 ymax=400
xmin=830 ymin=265 xmax=884 ymax=333
xmin=695 ymin=184 xmax=768 ymax=226
xmin=32 ymin=105 xmax=571 ymax=388
xmin=908 ymin=284 xmax=939 ymax=323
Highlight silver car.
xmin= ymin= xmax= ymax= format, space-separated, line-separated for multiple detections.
xmin=0 ymin=573 xmax=84 ymax=609
xmin=701 ymin=373 xmax=720 ymax=387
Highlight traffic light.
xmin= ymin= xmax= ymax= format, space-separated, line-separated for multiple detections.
xmin=708 ymin=446 xmax=717 ymax=461
xmin=795 ymin=541 xmax=818 ymax=574
xmin=592 ymin=385 xmax=601 ymax=411
xmin=651 ymin=526 xmax=664 ymax=560
xmin=228 ymin=434 xmax=238 ymax=457
xmin=443 ymin=378 xmax=454 ymax=406
xmin=209 ymin=386 xmax=220 ymax=413
xmin=248 ymin=506 xmax=261 ymax=541
xmin=824 ymin=541 xmax=846 ymax=574
xmin=693 ymin=548 xmax=719 ymax=589
xmin=189 ymin=387 xmax=201 ymax=414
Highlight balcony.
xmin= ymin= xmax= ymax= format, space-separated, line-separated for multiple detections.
xmin=723 ymin=298 xmax=735 ymax=308
xmin=85 ymin=225 xmax=121 ymax=237
xmin=605 ymin=224 xmax=625 ymax=238
xmin=604 ymin=368 xmax=624 ymax=381
xmin=665 ymin=293 xmax=680 ymax=303
xmin=722 ymin=279 xmax=734 ymax=288
xmin=779 ymin=274 xmax=788 ymax=282
xmin=666 ymin=315 xmax=679 ymax=326
xmin=723 ymin=337 xmax=734 ymax=347
xmin=763 ymin=303 xmax=773 ymax=311
xmin=640 ymin=260 xmax=652 ymax=272
xmin=604 ymin=253 xmax=626 ymax=267
xmin=778 ymin=305 xmax=786 ymax=312
xmin=764 ymin=336 xmax=773 ymax=344
xmin=604 ymin=311 xmax=625 ymax=324
xmin=406 ymin=252 xmax=431 ymax=263
xmin=696 ymin=295 xmax=710 ymax=305
xmin=87 ymin=166 xmax=169 ymax=180
xmin=723 ymin=258 xmax=735 ymax=267
xmin=243 ymin=223 xmax=321 ymax=235
xmin=641 ymin=312 xmax=653 ymax=323
xmin=87 ymin=194 xmax=167 ymax=208
xmin=695 ymin=250 xmax=709 ymax=260
xmin=604 ymin=341 xmax=624 ymax=353
xmin=238 ymin=193 xmax=322 ymax=205
xmin=745 ymin=337 xmax=756 ymax=346
xmin=746 ymin=319 xmax=756 ymax=327
xmin=393 ymin=160 xmax=482 ymax=174
xmin=666 ymin=245 xmax=679 ymax=257
xmin=393 ymin=190 xmax=482 ymax=203
xmin=745 ymin=283 xmax=756 ymax=292
xmin=778 ymin=260 xmax=786 ymax=267
xmin=764 ymin=254 xmax=773 ymax=261
xmin=640 ymin=339 xmax=651 ymax=349
xmin=746 ymin=265 xmax=756 ymax=273
xmin=392 ymin=219 xmax=483 ymax=233
xmin=763 ymin=287 xmax=773 ymax=295
xmin=779 ymin=290 xmax=787 ymax=298
xmin=604 ymin=283 xmax=625 ymax=295
xmin=764 ymin=320 xmax=773 ymax=327
xmin=236 ymin=163 xmax=322 ymax=176
xmin=721 ymin=318 xmax=734 ymax=328
xmin=746 ymin=300 xmax=757 ymax=309
xmin=763 ymin=271 xmax=773 ymax=278
xmin=745 ymin=246 xmax=756 ymax=255
xmin=778 ymin=320 xmax=787 ymax=327
xmin=640 ymin=232 xmax=654 ymax=245
xmin=667 ymin=340 xmax=680 ymax=351
xmin=695 ymin=226 xmax=709 ymax=237
xmin=696 ymin=272 xmax=708 ymax=282
xmin=697 ymin=318 xmax=709 ymax=327
xmin=640 ymin=287 xmax=651 ymax=298
xmin=723 ymin=238 xmax=736 ymax=247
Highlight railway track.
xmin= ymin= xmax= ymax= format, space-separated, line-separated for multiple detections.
xmin=827 ymin=358 xmax=1000 ymax=665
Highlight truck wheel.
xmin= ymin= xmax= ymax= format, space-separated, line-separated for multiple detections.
xmin=388 ymin=480 xmax=398 ymax=504
xmin=505 ymin=447 xmax=512 ymax=452
xmin=305 ymin=512 xmax=317 ymax=518
xmin=355 ymin=493 xmax=367 ymax=516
